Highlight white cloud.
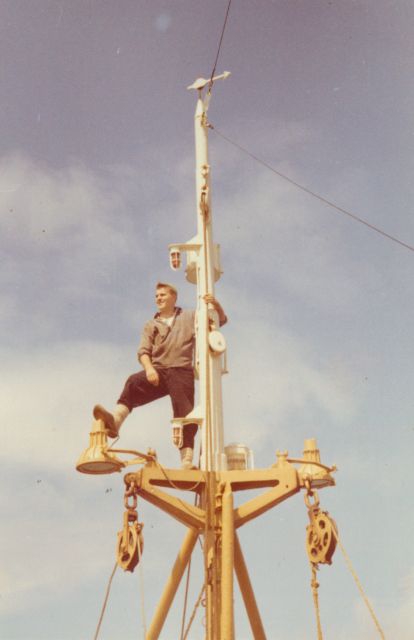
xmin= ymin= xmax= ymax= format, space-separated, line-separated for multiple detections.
xmin=213 ymin=170 xmax=367 ymax=315
xmin=221 ymin=311 xmax=357 ymax=446
xmin=0 ymin=153 xmax=121 ymax=242
xmin=384 ymin=568 xmax=414 ymax=640
xmin=0 ymin=153 xmax=199 ymax=368
xmin=0 ymin=339 xmax=188 ymax=617
xmin=0 ymin=153 xmax=148 ymax=338
xmin=0 ymin=342 xmax=179 ymax=470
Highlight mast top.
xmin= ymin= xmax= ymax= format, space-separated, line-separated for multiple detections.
xmin=187 ymin=71 xmax=231 ymax=92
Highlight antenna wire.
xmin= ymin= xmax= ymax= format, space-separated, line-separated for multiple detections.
xmin=210 ymin=124 xmax=414 ymax=254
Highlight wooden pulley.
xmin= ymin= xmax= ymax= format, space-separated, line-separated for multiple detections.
xmin=117 ymin=517 xmax=144 ymax=572
xmin=306 ymin=511 xmax=337 ymax=566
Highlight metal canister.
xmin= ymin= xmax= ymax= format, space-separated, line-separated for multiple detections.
xmin=224 ymin=443 xmax=254 ymax=470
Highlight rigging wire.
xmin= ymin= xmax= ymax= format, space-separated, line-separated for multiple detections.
xmin=210 ymin=124 xmax=414 ymax=254
xmin=334 ymin=531 xmax=387 ymax=639
xmin=180 ymin=553 xmax=193 ymax=640
xmin=93 ymin=562 xmax=118 ymax=640
xmin=182 ymin=583 xmax=206 ymax=640
xmin=208 ymin=0 xmax=233 ymax=93
xmin=136 ymin=533 xmax=147 ymax=638
xmin=180 ymin=490 xmax=202 ymax=639
xmin=93 ymin=524 xmax=147 ymax=640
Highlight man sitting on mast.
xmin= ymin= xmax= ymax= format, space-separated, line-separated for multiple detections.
xmin=93 ymin=281 xmax=227 ymax=469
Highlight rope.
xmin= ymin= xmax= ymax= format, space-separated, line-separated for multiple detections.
xmin=180 ymin=554 xmax=193 ymax=639
xmin=182 ymin=584 xmax=206 ymax=640
xmin=93 ymin=562 xmax=118 ymax=640
xmin=136 ymin=532 xmax=147 ymax=638
xmin=210 ymin=124 xmax=414 ymax=254
xmin=334 ymin=531 xmax=387 ymax=639
xmin=155 ymin=459 xmax=203 ymax=492
xmin=179 ymin=489 xmax=203 ymax=639
xmin=208 ymin=0 xmax=233 ymax=93
xmin=309 ymin=564 xmax=323 ymax=640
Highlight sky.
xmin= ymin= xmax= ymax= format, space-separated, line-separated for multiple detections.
xmin=1 ymin=1 xmax=414 ymax=638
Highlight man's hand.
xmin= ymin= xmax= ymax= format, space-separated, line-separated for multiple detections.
xmin=146 ymin=365 xmax=160 ymax=386
xmin=203 ymin=294 xmax=227 ymax=326
xmin=204 ymin=293 xmax=217 ymax=306
xmin=140 ymin=354 xmax=160 ymax=386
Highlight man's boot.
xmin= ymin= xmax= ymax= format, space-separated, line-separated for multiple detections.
xmin=93 ymin=403 xmax=129 ymax=438
xmin=180 ymin=447 xmax=194 ymax=470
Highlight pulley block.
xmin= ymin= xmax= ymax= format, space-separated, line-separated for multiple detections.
xmin=306 ymin=511 xmax=337 ymax=565
xmin=117 ymin=509 xmax=144 ymax=572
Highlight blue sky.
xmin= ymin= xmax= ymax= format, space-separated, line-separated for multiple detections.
xmin=1 ymin=1 xmax=414 ymax=638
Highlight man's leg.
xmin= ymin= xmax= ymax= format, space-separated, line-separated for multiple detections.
xmin=93 ymin=403 xmax=130 ymax=438
xmin=94 ymin=370 xmax=168 ymax=438
xmin=166 ymin=368 xmax=198 ymax=468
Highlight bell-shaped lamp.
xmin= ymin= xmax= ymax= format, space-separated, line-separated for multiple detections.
xmin=76 ymin=419 xmax=125 ymax=475
xmin=298 ymin=438 xmax=335 ymax=489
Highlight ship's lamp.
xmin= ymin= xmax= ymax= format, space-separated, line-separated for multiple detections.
xmin=169 ymin=246 xmax=181 ymax=270
xmin=298 ymin=438 xmax=336 ymax=489
xmin=76 ymin=419 xmax=125 ymax=475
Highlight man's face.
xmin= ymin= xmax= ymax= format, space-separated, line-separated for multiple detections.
xmin=155 ymin=287 xmax=176 ymax=315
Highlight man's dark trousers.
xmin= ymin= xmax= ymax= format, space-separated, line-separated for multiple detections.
xmin=118 ymin=367 xmax=198 ymax=448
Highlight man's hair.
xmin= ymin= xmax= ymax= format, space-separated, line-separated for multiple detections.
xmin=156 ymin=282 xmax=178 ymax=297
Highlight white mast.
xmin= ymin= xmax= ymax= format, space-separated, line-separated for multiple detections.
xmin=170 ymin=71 xmax=230 ymax=471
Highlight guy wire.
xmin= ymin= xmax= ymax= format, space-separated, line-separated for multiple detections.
xmin=210 ymin=124 xmax=414 ymax=254
xmin=208 ymin=0 xmax=233 ymax=94
xmin=333 ymin=530 xmax=386 ymax=639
